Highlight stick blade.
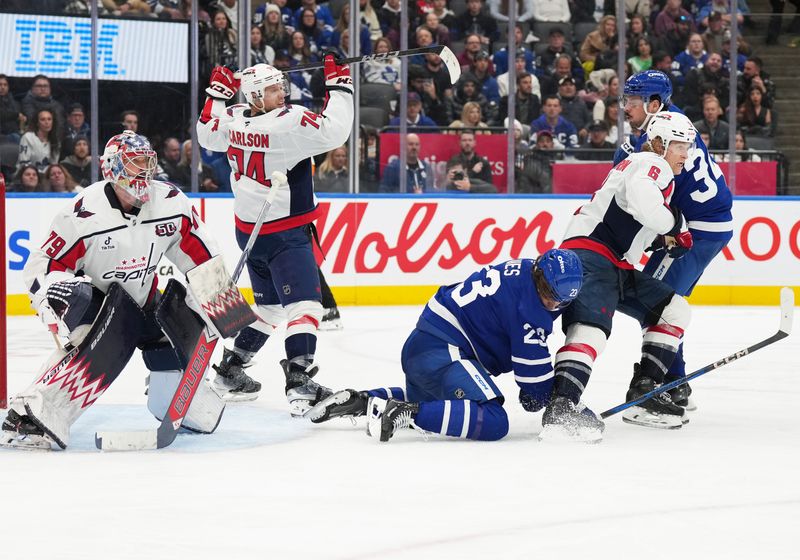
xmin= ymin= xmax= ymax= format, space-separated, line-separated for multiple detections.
xmin=779 ymin=287 xmax=794 ymax=335
xmin=437 ymin=46 xmax=462 ymax=84
xmin=95 ymin=430 xmax=157 ymax=451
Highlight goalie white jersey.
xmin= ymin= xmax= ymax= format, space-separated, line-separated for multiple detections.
xmin=196 ymin=92 xmax=353 ymax=235
xmin=23 ymin=180 xmax=220 ymax=310
xmin=561 ymin=152 xmax=677 ymax=268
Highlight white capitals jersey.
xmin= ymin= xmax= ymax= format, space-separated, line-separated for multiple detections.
xmin=561 ymin=152 xmax=677 ymax=268
xmin=196 ymin=92 xmax=353 ymax=235
xmin=23 ymin=180 xmax=219 ymax=310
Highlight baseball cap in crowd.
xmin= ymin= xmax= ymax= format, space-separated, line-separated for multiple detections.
xmin=67 ymin=103 xmax=85 ymax=115
xmin=515 ymin=47 xmax=528 ymax=58
xmin=675 ymin=14 xmax=690 ymax=24
xmin=407 ymin=92 xmax=422 ymax=104
xmin=709 ymin=11 xmax=722 ymax=21
xmin=549 ymin=27 xmax=565 ymax=37
xmin=588 ymin=120 xmax=608 ymax=132
xmin=558 ymin=76 xmax=575 ymax=86
xmin=536 ymin=129 xmax=554 ymax=138
xmin=474 ymin=50 xmax=491 ymax=61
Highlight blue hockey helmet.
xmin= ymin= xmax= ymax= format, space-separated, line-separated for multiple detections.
xmin=533 ymin=249 xmax=583 ymax=309
xmin=623 ymin=70 xmax=673 ymax=107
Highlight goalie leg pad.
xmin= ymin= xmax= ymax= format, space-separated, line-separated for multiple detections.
xmin=147 ymin=370 xmax=225 ymax=434
xmin=11 ymin=283 xmax=145 ymax=449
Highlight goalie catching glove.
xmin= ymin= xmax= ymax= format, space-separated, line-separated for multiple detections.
xmin=206 ymin=65 xmax=241 ymax=100
xmin=648 ymin=205 xmax=693 ymax=259
xmin=38 ymin=277 xmax=103 ymax=339
xmin=323 ymin=53 xmax=353 ymax=95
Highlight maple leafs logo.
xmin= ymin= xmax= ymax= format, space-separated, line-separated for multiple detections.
xmin=73 ymin=199 xmax=94 ymax=218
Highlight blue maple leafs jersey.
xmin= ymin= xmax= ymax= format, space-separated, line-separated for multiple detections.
xmin=416 ymin=259 xmax=558 ymax=396
xmin=613 ymin=104 xmax=733 ymax=241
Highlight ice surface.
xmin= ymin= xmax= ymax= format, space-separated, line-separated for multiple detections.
xmin=1 ymin=305 xmax=798 ymax=560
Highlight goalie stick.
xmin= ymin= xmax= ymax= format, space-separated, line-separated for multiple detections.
xmin=94 ymin=172 xmax=284 ymax=451
xmin=601 ymin=287 xmax=795 ymax=419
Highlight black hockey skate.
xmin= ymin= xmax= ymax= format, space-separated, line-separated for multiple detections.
xmin=304 ymin=389 xmax=369 ymax=424
xmin=1 ymin=410 xmax=53 ymax=451
xmin=366 ymin=398 xmax=422 ymax=442
xmin=666 ymin=379 xmax=697 ymax=411
xmin=212 ymin=348 xmax=262 ymax=402
xmin=282 ymin=359 xmax=334 ymax=417
xmin=539 ymin=396 xmax=604 ymax=443
xmin=622 ymin=365 xmax=687 ymax=429
xmin=318 ymin=307 xmax=343 ymax=331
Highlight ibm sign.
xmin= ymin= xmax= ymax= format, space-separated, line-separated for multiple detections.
xmin=0 ymin=14 xmax=188 ymax=82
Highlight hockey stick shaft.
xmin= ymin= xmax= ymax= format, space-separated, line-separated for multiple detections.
xmin=601 ymin=287 xmax=794 ymax=419
xmin=283 ymin=45 xmax=462 ymax=84
xmin=286 ymin=45 xmax=443 ymax=73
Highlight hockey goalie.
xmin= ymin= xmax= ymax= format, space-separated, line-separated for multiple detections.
xmin=1 ymin=131 xmax=255 ymax=451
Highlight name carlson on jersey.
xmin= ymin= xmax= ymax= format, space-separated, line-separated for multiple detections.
xmin=229 ymin=130 xmax=270 ymax=148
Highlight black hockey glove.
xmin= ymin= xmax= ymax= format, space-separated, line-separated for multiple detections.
xmin=45 ymin=279 xmax=102 ymax=332
xmin=519 ymin=389 xmax=547 ymax=413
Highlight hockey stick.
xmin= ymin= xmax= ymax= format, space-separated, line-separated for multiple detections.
xmin=283 ymin=45 xmax=462 ymax=84
xmin=95 ymin=173 xmax=284 ymax=451
xmin=600 ymin=287 xmax=795 ymax=419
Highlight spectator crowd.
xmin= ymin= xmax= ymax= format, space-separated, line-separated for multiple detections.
xmin=0 ymin=0 xmax=783 ymax=193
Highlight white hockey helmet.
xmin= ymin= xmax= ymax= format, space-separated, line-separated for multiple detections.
xmin=101 ymin=130 xmax=157 ymax=204
xmin=240 ymin=64 xmax=289 ymax=111
xmin=645 ymin=111 xmax=696 ymax=156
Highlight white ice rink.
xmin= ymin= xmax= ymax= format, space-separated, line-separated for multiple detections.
xmin=1 ymin=303 xmax=798 ymax=560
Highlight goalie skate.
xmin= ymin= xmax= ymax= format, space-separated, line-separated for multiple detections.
xmin=1 ymin=410 xmax=55 ymax=451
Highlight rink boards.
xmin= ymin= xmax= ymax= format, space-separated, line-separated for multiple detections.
xmin=5 ymin=193 xmax=799 ymax=313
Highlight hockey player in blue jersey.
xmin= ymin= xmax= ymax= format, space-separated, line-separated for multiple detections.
xmin=304 ymin=249 xmax=597 ymax=442
xmin=615 ymin=70 xmax=733 ymax=422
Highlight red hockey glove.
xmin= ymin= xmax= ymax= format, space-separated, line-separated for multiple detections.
xmin=323 ymin=54 xmax=353 ymax=94
xmin=206 ymin=65 xmax=240 ymax=100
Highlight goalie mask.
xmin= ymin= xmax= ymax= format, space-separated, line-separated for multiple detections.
xmin=101 ymin=131 xmax=157 ymax=205
xmin=240 ymin=64 xmax=289 ymax=112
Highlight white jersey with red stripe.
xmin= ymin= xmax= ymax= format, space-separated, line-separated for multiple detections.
xmin=196 ymin=92 xmax=353 ymax=235
xmin=23 ymin=180 xmax=219 ymax=310
xmin=561 ymin=152 xmax=677 ymax=268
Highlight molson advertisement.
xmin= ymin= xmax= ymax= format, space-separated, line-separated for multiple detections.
xmin=5 ymin=194 xmax=798 ymax=314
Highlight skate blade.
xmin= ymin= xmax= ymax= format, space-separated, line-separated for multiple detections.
xmin=0 ymin=433 xmax=54 ymax=451
xmin=538 ymin=424 xmax=603 ymax=444
xmin=621 ymin=407 xmax=685 ymax=429
xmin=219 ymin=391 xmax=259 ymax=403
xmin=318 ymin=319 xmax=343 ymax=331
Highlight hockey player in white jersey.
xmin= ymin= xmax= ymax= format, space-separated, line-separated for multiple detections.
xmin=547 ymin=112 xmax=696 ymax=438
xmin=196 ymin=56 xmax=354 ymax=413
xmin=1 ymin=131 xmax=244 ymax=450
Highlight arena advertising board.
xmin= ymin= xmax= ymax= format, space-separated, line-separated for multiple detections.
xmin=5 ymin=195 xmax=799 ymax=313
xmin=0 ymin=13 xmax=188 ymax=82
